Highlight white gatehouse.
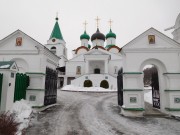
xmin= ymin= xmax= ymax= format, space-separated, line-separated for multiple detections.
xmin=120 ymin=13 xmax=180 ymax=116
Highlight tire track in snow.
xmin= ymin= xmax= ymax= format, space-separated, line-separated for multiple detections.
xmin=54 ymin=92 xmax=91 ymax=135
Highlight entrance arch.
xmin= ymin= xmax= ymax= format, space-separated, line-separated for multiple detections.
xmin=94 ymin=68 xmax=100 ymax=74
xmin=140 ymin=59 xmax=167 ymax=113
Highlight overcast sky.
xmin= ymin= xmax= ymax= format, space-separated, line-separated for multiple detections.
xmin=0 ymin=0 xmax=180 ymax=58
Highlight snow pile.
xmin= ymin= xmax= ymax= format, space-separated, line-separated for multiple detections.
xmin=61 ymin=85 xmax=117 ymax=92
xmin=11 ymin=99 xmax=32 ymax=135
xmin=144 ymin=90 xmax=152 ymax=104
xmin=0 ymin=64 xmax=10 ymax=68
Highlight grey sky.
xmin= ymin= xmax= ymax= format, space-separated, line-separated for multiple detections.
xmin=0 ymin=0 xmax=180 ymax=58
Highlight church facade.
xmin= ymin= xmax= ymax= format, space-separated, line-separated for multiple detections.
xmin=49 ymin=14 xmax=180 ymax=117
xmin=50 ymin=18 xmax=122 ymax=90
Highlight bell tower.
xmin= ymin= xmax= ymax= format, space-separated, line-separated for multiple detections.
xmin=46 ymin=14 xmax=67 ymax=67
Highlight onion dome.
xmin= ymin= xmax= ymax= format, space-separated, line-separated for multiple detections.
xmin=106 ymin=29 xmax=116 ymax=39
xmin=80 ymin=31 xmax=90 ymax=40
xmin=91 ymin=28 xmax=105 ymax=41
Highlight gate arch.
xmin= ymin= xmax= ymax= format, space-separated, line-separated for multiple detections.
xmin=140 ymin=59 xmax=167 ymax=112
xmin=11 ymin=58 xmax=29 ymax=73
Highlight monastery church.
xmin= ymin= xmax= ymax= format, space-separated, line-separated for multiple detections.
xmin=0 ymin=13 xmax=180 ymax=117
xmin=47 ymin=17 xmax=122 ymax=90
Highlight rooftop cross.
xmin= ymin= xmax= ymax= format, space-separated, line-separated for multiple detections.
xmin=83 ymin=20 xmax=88 ymax=31
xmin=95 ymin=16 xmax=100 ymax=28
xmin=108 ymin=19 xmax=113 ymax=29
xmin=56 ymin=12 xmax=59 ymax=21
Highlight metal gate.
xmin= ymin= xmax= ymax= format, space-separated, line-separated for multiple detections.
xmin=14 ymin=73 xmax=29 ymax=102
xmin=151 ymin=71 xmax=160 ymax=109
xmin=44 ymin=67 xmax=57 ymax=106
xmin=0 ymin=73 xmax=3 ymax=104
xmin=117 ymin=68 xmax=123 ymax=106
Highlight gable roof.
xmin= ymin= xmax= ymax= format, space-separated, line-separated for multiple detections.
xmin=0 ymin=61 xmax=14 ymax=69
xmin=122 ymin=27 xmax=180 ymax=49
xmin=0 ymin=29 xmax=60 ymax=59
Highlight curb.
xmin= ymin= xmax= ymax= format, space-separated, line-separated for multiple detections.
xmin=60 ymin=89 xmax=117 ymax=93
xmin=32 ymin=103 xmax=60 ymax=113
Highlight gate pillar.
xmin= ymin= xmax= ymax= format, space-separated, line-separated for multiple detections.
xmin=0 ymin=61 xmax=18 ymax=112
xmin=121 ymin=72 xmax=144 ymax=117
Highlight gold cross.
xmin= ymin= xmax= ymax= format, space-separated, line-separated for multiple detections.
xmin=83 ymin=20 xmax=88 ymax=31
xmin=56 ymin=12 xmax=59 ymax=20
xmin=95 ymin=16 xmax=100 ymax=28
xmin=108 ymin=19 xmax=113 ymax=29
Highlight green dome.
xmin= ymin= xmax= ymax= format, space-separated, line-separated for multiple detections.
xmin=80 ymin=31 xmax=90 ymax=40
xmin=106 ymin=29 xmax=116 ymax=39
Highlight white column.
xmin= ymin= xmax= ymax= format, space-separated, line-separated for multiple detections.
xmin=85 ymin=60 xmax=89 ymax=74
xmin=105 ymin=60 xmax=108 ymax=73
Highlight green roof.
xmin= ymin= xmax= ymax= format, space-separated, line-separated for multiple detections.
xmin=49 ymin=18 xmax=64 ymax=40
xmin=106 ymin=29 xmax=116 ymax=39
xmin=0 ymin=61 xmax=14 ymax=69
xmin=105 ymin=44 xmax=115 ymax=49
xmin=80 ymin=31 xmax=90 ymax=40
xmin=88 ymin=44 xmax=91 ymax=49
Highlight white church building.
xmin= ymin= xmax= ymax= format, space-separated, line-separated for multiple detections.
xmin=54 ymin=14 xmax=180 ymax=117
xmin=0 ymin=12 xmax=180 ymax=117
xmin=54 ymin=18 xmax=122 ymax=90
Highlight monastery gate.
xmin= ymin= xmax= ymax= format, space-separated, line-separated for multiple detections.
xmin=118 ymin=28 xmax=180 ymax=117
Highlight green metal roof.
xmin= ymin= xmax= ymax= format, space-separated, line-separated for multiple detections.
xmin=80 ymin=31 xmax=90 ymax=40
xmin=88 ymin=44 xmax=91 ymax=49
xmin=0 ymin=61 xmax=14 ymax=69
xmin=105 ymin=44 xmax=115 ymax=49
xmin=49 ymin=18 xmax=64 ymax=40
xmin=106 ymin=29 xmax=116 ymax=39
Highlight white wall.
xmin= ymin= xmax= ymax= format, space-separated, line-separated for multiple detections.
xmin=71 ymin=74 xmax=117 ymax=89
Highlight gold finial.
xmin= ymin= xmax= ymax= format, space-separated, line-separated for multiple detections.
xmin=83 ymin=20 xmax=88 ymax=31
xmin=56 ymin=12 xmax=59 ymax=21
xmin=95 ymin=16 xmax=100 ymax=28
xmin=108 ymin=19 xmax=113 ymax=29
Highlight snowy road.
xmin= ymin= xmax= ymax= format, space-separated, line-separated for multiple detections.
xmin=26 ymin=90 xmax=180 ymax=135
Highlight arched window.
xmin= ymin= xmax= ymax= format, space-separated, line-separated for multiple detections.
xmin=50 ymin=46 xmax=56 ymax=54
xmin=76 ymin=66 xmax=81 ymax=75
xmin=84 ymin=80 xmax=92 ymax=87
xmin=114 ymin=66 xmax=118 ymax=74
xmin=100 ymin=80 xmax=109 ymax=89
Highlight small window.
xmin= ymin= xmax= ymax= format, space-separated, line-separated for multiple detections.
xmin=76 ymin=66 xmax=81 ymax=75
xmin=114 ymin=66 xmax=118 ymax=74
xmin=50 ymin=46 xmax=56 ymax=54
xmin=130 ymin=97 xmax=137 ymax=103
xmin=148 ymin=35 xmax=155 ymax=44
xmin=29 ymin=95 xmax=36 ymax=101
xmin=63 ymin=48 xmax=66 ymax=56
xmin=52 ymin=39 xmax=56 ymax=42
xmin=174 ymin=97 xmax=180 ymax=103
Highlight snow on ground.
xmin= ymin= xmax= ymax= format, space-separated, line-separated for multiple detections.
xmin=11 ymin=99 xmax=32 ymax=135
xmin=144 ymin=86 xmax=152 ymax=104
xmin=61 ymin=85 xmax=117 ymax=92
